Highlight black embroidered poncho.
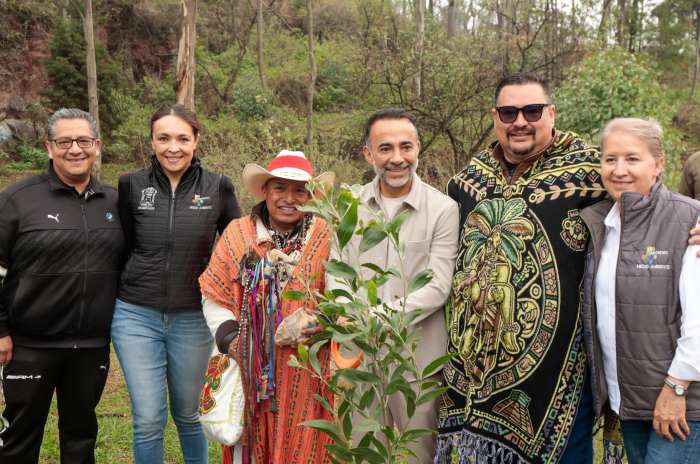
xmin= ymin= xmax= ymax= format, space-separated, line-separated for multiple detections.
xmin=436 ymin=131 xmax=603 ymax=463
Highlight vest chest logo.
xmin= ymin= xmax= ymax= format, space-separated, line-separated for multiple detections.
xmin=638 ymin=246 xmax=671 ymax=270
xmin=138 ymin=187 xmax=157 ymax=210
xmin=190 ymin=194 xmax=212 ymax=210
xmin=105 ymin=212 xmax=115 ymax=222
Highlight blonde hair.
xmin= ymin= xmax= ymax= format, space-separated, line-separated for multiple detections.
xmin=600 ymin=117 xmax=664 ymax=159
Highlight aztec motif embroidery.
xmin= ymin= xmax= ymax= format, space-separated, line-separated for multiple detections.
xmin=199 ymin=354 xmax=230 ymax=414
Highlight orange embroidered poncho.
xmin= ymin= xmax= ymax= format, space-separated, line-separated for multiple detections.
xmin=199 ymin=215 xmax=333 ymax=464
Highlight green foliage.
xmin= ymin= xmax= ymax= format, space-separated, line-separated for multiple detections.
xmin=230 ymin=81 xmax=272 ymax=122
xmin=5 ymin=144 xmax=46 ymax=171
xmin=556 ymin=47 xmax=686 ymax=189
xmin=288 ymin=184 xmax=452 ymax=463
xmin=43 ymin=13 xmax=132 ymax=137
xmin=556 ymin=47 xmax=674 ymax=141
xmin=106 ymin=89 xmax=155 ymax=163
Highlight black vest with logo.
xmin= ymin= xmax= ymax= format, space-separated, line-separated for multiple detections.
xmin=117 ymin=157 xmax=240 ymax=312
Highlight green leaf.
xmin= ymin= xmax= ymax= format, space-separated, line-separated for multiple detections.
xmin=282 ymin=289 xmax=305 ymax=301
xmin=287 ymin=355 xmax=301 ymax=369
xmin=342 ymin=409 xmax=353 ymax=439
xmin=408 ymin=269 xmax=433 ymax=293
xmin=301 ymin=419 xmax=343 ymax=443
xmin=367 ymin=280 xmax=378 ymax=306
xmin=354 ymin=418 xmax=381 ymax=433
xmin=349 ymin=446 xmax=385 ymax=464
xmin=314 ymin=393 xmax=332 ymax=413
xmin=421 ymin=353 xmax=455 ymax=378
xmin=359 ymin=388 xmax=376 ymax=409
xmin=416 ymin=386 xmax=450 ymax=406
xmin=329 ymin=288 xmax=354 ymax=301
xmin=337 ymin=193 xmax=359 ymax=250
xmin=400 ymin=428 xmax=435 ymax=443
xmin=325 ymin=444 xmax=354 ymax=461
xmin=325 ymin=259 xmax=358 ymax=280
xmin=332 ymin=331 xmax=361 ymax=343
xmin=361 ymin=262 xmax=386 ymax=275
xmin=387 ymin=210 xmax=409 ymax=241
xmin=309 ymin=340 xmax=325 ymax=375
xmin=337 ymin=368 xmax=380 ymax=384
xmin=359 ymin=223 xmax=387 ymax=254
xmin=297 ymin=344 xmax=308 ymax=363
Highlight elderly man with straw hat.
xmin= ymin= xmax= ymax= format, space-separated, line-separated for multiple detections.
xmin=199 ymin=150 xmax=335 ymax=464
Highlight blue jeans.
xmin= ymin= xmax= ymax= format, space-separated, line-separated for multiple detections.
xmin=111 ymin=299 xmax=213 ymax=464
xmin=559 ymin=373 xmax=594 ymax=464
xmin=621 ymin=419 xmax=700 ymax=464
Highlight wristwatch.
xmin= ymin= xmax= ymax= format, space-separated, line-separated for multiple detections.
xmin=664 ymin=377 xmax=688 ymax=397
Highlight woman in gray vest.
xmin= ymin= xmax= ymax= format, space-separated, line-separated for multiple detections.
xmin=580 ymin=118 xmax=700 ymax=463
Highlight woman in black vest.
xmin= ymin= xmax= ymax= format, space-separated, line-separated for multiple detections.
xmin=112 ymin=104 xmax=241 ymax=463
xmin=580 ymin=118 xmax=700 ymax=464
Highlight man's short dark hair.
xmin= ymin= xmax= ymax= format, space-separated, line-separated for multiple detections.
xmin=494 ymin=73 xmax=552 ymax=104
xmin=363 ymin=107 xmax=418 ymax=146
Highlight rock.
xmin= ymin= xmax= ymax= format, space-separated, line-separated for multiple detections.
xmin=0 ymin=118 xmax=43 ymax=151
xmin=0 ymin=123 xmax=12 ymax=145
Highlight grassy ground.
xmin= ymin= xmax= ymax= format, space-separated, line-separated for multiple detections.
xmin=28 ymin=350 xmax=223 ymax=463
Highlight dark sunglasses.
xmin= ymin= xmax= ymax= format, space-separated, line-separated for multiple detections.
xmin=495 ymin=104 xmax=551 ymax=123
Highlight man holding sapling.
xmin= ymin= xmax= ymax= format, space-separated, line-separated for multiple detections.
xmin=328 ymin=107 xmax=459 ymax=463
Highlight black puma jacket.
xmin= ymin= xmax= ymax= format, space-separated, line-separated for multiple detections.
xmin=0 ymin=164 xmax=125 ymax=347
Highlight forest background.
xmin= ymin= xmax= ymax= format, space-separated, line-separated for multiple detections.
xmin=1 ymin=0 xmax=700 ymax=462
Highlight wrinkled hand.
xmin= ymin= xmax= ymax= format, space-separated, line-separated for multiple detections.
xmin=653 ymin=384 xmax=690 ymax=441
xmin=0 ymin=335 xmax=13 ymax=366
xmin=299 ymin=316 xmax=322 ymax=344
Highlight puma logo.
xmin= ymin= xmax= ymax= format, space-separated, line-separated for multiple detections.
xmin=47 ymin=214 xmax=60 ymax=223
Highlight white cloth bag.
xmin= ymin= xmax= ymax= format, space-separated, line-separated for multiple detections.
xmin=199 ymin=346 xmax=245 ymax=446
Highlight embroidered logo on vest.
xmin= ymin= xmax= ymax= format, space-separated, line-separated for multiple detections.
xmin=190 ymin=194 xmax=212 ymax=210
xmin=138 ymin=187 xmax=157 ymax=210
xmin=637 ymin=246 xmax=671 ymax=270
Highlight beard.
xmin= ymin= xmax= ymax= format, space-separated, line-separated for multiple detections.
xmin=374 ymin=159 xmax=418 ymax=188
xmin=506 ymin=127 xmax=537 ymax=156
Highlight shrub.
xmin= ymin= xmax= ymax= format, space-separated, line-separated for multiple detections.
xmin=556 ymin=47 xmax=685 ymax=189
xmin=556 ymin=47 xmax=674 ymax=141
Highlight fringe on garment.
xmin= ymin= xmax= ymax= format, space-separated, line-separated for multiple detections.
xmin=433 ymin=430 xmax=530 ymax=464
xmin=602 ymin=439 xmax=625 ymax=464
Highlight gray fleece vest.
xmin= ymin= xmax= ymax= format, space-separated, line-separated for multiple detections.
xmin=580 ymin=182 xmax=700 ymax=421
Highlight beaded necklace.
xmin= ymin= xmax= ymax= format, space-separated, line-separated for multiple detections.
xmin=239 ymin=212 xmax=312 ymax=410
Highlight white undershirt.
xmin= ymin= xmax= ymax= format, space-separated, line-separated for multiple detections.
xmin=595 ymin=203 xmax=700 ymax=413
xmin=380 ymin=194 xmax=407 ymax=219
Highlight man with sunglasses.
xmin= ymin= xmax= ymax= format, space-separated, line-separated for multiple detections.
xmin=435 ymin=74 xmax=599 ymax=464
xmin=0 ymin=108 xmax=124 ymax=463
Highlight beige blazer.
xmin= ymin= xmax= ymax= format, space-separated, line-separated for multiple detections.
xmin=328 ymin=174 xmax=459 ymax=373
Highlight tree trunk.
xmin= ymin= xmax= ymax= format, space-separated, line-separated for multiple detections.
xmin=598 ymin=0 xmax=613 ymax=45
xmin=257 ymin=0 xmax=267 ymax=90
xmin=175 ymin=0 xmax=197 ymax=111
xmin=413 ymin=0 xmax=424 ymax=99
xmin=306 ymin=0 xmax=316 ymax=155
xmin=447 ymin=0 xmax=457 ymax=39
xmin=616 ymin=0 xmax=626 ymax=47
xmin=627 ymin=0 xmax=640 ymax=52
xmin=692 ymin=5 xmax=700 ymax=98
xmin=83 ymin=0 xmax=100 ymax=179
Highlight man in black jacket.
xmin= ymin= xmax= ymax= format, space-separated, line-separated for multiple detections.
xmin=0 ymin=108 xmax=125 ymax=463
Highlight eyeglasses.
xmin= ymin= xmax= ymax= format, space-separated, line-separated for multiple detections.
xmin=51 ymin=137 xmax=96 ymax=149
xmin=495 ymin=104 xmax=551 ymax=124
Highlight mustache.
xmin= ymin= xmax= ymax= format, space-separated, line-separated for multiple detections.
xmin=507 ymin=127 xmax=535 ymax=137
xmin=384 ymin=163 xmax=411 ymax=170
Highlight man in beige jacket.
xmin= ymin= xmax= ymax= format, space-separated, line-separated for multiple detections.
xmin=330 ymin=107 xmax=459 ymax=463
